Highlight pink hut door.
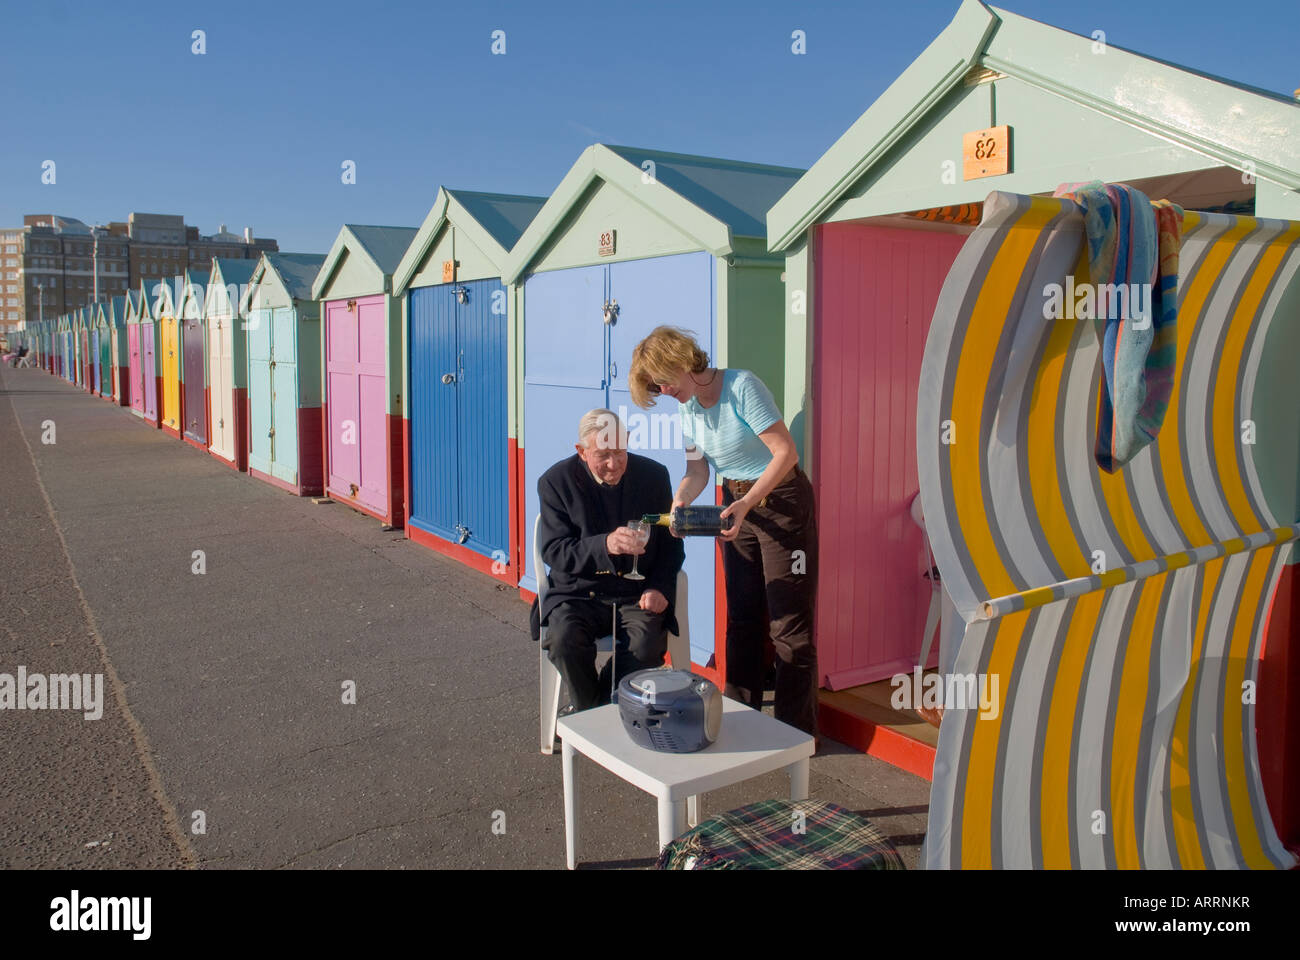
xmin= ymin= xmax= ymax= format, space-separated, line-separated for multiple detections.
xmin=326 ymin=296 xmax=388 ymax=515
xmin=813 ymin=221 xmax=968 ymax=689
xmin=128 ymin=325 xmax=144 ymax=413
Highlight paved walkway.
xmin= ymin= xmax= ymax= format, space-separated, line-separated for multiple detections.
xmin=0 ymin=363 xmax=930 ymax=869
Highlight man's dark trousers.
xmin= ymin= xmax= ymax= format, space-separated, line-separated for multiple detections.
xmin=545 ymin=600 xmax=667 ymax=710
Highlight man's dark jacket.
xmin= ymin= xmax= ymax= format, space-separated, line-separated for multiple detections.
xmin=536 ymin=453 xmax=685 ymax=634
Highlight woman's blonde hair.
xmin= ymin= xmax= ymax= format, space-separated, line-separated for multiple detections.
xmin=628 ymin=326 xmax=710 ymax=408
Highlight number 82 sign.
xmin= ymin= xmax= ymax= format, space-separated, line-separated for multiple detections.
xmin=962 ymin=125 xmax=1010 ymax=180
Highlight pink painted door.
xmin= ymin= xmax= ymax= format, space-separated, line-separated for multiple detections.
xmin=326 ymin=296 xmax=389 ymax=515
xmin=813 ymin=221 xmax=968 ymax=690
xmin=129 ymin=325 xmax=144 ymax=414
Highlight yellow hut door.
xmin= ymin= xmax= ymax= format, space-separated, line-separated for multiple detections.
xmin=163 ymin=317 xmax=181 ymax=431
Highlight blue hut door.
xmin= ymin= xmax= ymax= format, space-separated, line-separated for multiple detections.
xmin=522 ymin=265 xmax=610 ymax=592
xmin=409 ymin=279 xmax=509 ymax=559
xmin=521 ymin=251 xmax=717 ymax=670
xmin=248 ymin=307 xmax=273 ymax=477
xmin=606 ymin=252 xmax=717 ymax=668
xmin=270 ymin=307 xmax=300 ymax=486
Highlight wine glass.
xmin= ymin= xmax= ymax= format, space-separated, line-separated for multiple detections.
xmin=625 ymin=520 xmax=650 ymax=581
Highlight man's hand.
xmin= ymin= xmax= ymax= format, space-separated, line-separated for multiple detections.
xmin=605 ymin=526 xmax=646 ymax=556
xmin=639 ymin=589 xmax=668 ymax=614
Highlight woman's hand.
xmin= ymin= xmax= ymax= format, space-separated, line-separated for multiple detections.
xmin=718 ymin=498 xmax=752 ymax=541
xmin=667 ymin=499 xmax=688 ymax=538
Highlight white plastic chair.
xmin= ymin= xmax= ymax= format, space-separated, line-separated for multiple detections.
xmin=536 ymin=514 xmax=690 ymax=755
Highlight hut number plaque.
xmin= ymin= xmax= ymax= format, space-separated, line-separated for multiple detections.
xmin=598 ymin=228 xmax=617 ymax=257
xmin=962 ymin=125 xmax=1010 ymax=180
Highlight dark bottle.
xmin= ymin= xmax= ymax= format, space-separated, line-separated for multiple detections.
xmin=641 ymin=506 xmax=735 ymax=537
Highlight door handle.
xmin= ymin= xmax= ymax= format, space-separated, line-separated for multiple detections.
xmin=441 ymin=373 xmax=455 ymax=384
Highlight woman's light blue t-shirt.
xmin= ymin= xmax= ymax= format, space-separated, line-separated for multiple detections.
xmin=678 ymin=369 xmax=782 ymax=481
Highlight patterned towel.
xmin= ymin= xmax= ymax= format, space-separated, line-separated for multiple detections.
xmin=1053 ymin=181 xmax=1183 ymax=472
xmin=655 ymin=798 xmax=905 ymax=870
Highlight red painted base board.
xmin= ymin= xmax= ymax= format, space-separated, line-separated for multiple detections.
xmin=248 ymin=466 xmax=321 ymax=498
xmin=234 ymin=387 xmax=249 ymax=472
xmin=407 ymin=524 xmax=514 ymax=583
xmin=818 ymin=696 xmax=937 ymax=781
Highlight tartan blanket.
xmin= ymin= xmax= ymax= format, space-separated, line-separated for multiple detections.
xmin=655 ymin=798 xmax=905 ymax=870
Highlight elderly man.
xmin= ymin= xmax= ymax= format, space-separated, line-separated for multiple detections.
xmin=537 ymin=408 xmax=685 ymax=713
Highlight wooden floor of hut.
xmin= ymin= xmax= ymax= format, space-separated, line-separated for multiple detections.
xmin=817 ymin=674 xmax=939 ymax=781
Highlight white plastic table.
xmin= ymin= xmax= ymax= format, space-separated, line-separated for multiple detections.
xmin=556 ymin=697 xmax=814 ymax=869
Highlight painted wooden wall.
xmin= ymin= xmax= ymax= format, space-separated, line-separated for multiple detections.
xmin=813 ymin=220 xmax=968 ymax=689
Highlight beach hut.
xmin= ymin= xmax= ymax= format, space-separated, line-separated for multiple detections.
xmin=153 ymin=274 xmax=184 ymax=438
xmin=311 ymin=225 xmax=418 ymax=526
xmin=77 ymin=307 xmax=90 ymax=390
xmin=59 ymin=314 xmax=72 ymax=381
xmin=82 ymin=305 xmax=93 ymax=392
xmin=390 ymin=188 xmax=545 ymax=582
xmin=238 ymin=253 xmax=327 ymax=494
xmin=67 ymin=309 xmax=80 ymax=385
xmin=95 ymin=303 xmax=112 ymax=398
xmin=106 ymin=295 xmax=130 ymax=407
xmin=501 ymin=144 xmax=805 ymax=679
xmin=127 ymin=280 xmax=160 ymax=427
xmin=767 ymin=0 xmax=1300 ymax=826
xmin=89 ymin=303 xmax=104 ymax=396
xmin=177 ymin=269 xmax=210 ymax=450
xmin=205 ymin=258 xmax=258 ymax=471
xmin=764 ymin=0 xmax=1300 ymax=772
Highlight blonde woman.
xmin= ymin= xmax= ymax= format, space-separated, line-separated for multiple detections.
xmin=629 ymin=326 xmax=818 ymax=737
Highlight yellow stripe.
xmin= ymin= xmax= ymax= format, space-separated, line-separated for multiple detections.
xmin=1169 ymin=558 xmax=1220 ymax=868
xmin=1027 ymin=252 xmax=1092 ymax=579
xmin=1220 ymin=549 xmax=1275 ymax=868
xmin=1157 ymin=220 xmax=1256 ymax=547
xmin=1110 ymin=573 xmax=1164 ymax=868
xmin=1211 ymin=224 xmax=1300 ymax=535
xmin=1040 ymin=590 xmax=1103 ymax=867
xmin=959 ymin=611 xmax=1027 ymax=867
xmin=949 ymin=199 xmax=1061 ymax=601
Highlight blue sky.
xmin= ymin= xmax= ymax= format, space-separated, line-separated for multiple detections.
xmin=2 ymin=0 xmax=1295 ymax=252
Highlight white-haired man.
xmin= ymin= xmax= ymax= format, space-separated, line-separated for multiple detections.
xmin=537 ymin=409 xmax=685 ymax=712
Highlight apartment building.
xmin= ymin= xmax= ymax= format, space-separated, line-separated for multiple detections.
xmin=1 ymin=213 xmax=278 ymax=328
